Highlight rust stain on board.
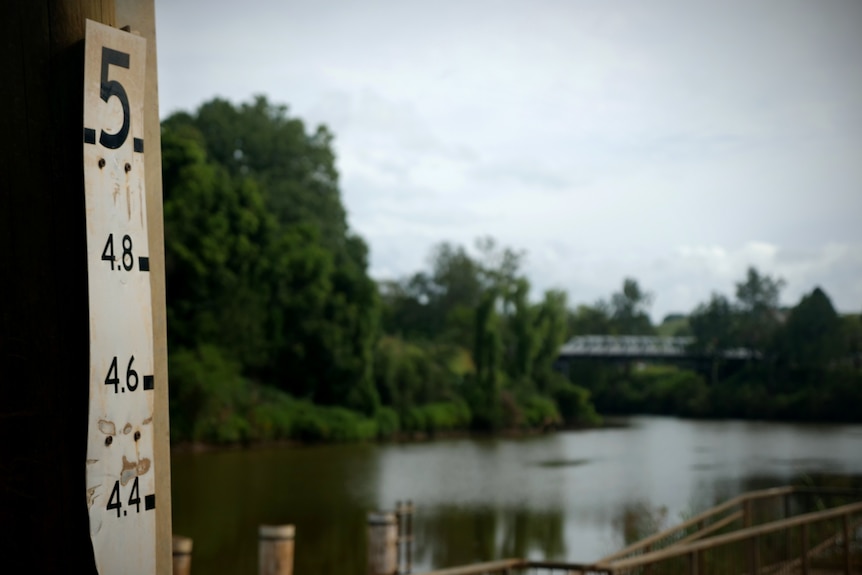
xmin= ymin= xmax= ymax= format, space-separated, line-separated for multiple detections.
xmin=120 ymin=455 xmax=151 ymax=486
xmin=98 ymin=419 xmax=116 ymax=435
xmin=125 ymin=175 xmax=132 ymax=220
xmin=123 ymin=423 xmax=133 ymax=435
xmin=87 ymin=484 xmax=101 ymax=509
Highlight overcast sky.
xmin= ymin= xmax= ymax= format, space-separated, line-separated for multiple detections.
xmin=154 ymin=0 xmax=862 ymax=321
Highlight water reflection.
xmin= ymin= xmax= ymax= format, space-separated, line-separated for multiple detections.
xmin=170 ymin=417 xmax=862 ymax=575
xmin=413 ymin=506 xmax=567 ymax=568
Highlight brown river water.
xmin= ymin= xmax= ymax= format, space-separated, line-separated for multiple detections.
xmin=170 ymin=416 xmax=862 ymax=575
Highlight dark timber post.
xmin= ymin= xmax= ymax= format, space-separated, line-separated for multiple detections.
xmin=0 ymin=1 xmax=170 ymax=572
xmin=1 ymin=3 xmax=115 ymax=573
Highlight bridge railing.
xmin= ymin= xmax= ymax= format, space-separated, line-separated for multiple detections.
xmin=601 ymin=500 xmax=862 ymax=574
xmin=415 ymin=487 xmax=862 ymax=575
xmin=557 ymin=335 xmax=761 ymax=360
xmin=595 ymin=486 xmax=862 ymax=567
xmin=416 ymin=502 xmax=862 ymax=575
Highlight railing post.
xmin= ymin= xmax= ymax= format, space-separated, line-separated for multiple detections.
xmin=395 ymin=501 xmax=403 ymax=573
xmin=406 ymin=500 xmax=414 ymax=574
xmin=643 ymin=544 xmax=652 ymax=575
xmin=801 ymin=522 xmax=809 ymax=575
xmin=368 ymin=512 xmax=398 ymax=575
xmin=749 ymin=534 xmax=760 ymax=575
xmin=172 ymin=536 xmax=193 ymax=575
xmin=259 ymin=525 xmax=295 ymax=575
xmin=843 ymin=513 xmax=851 ymax=575
xmin=785 ymin=493 xmax=792 ymax=563
xmin=688 ymin=551 xmax=698 ymax=575
xmin=744 ymin=499 xmax=754 ymax=574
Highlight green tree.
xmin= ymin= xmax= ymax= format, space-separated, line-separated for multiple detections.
xmin=162 ymin=123 xmax=275 ymax=370
xmin=779 ymin=287 xmax=842 ymax=369
xmin=504 ymin=278 xmax=537 ymax=382
xmin=688 ymin=293 xmax=737 ymax=384
xmin=532 ymin=290 xmax=569 ymax=392
xmin=472 ymin=288 xmax=503 ymax=429
xmin=734 ymin=266 xmax=785 ymax=356
xmin=610 ymin=278 xmax=655 ymax=335
xmin=568 ymin=303 xmax=614 ymax=336
xmin=162 ymin=96 xmax=380 ymax=416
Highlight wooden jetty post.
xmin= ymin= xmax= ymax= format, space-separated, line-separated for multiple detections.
xmin=259 ymin=524 xmax=296 ymax=575
xmin=396 ymin=500 xmax=415 ymax=574
xmin=172 ymin=536 xmax=193 ymax=575
xmin=368 ymin=512 xmax=399 ymax=575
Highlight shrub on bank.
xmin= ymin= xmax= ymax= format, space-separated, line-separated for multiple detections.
xmin=550 ymin=381 xmax=602 ymax=426
xmin=402 ymin=401 xmax=472 ymax=435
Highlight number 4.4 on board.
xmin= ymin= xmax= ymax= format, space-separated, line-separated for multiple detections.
xmin=107 ymin=477 xmax=155 ymax=518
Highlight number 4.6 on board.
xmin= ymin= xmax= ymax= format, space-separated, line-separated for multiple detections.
xmin=105 ymin=355 xmax=154 ymax=393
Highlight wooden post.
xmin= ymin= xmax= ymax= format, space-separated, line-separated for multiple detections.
xmin=1 ymin=2 xmax=115 ymax=573
xmin=259 ymin=525 xmax=295 ymax=575
xmin=743 ymin=500 xmax=754 ymax=575
xmin=398 ymin=500 xmax=414 ymax=575
xmin=172 ymin=536 xmax=193 ymax=575
xmin=749 ymin=534 xmax=760 ymax=575
xmin=406 ymin=500 xmax=414 ymax=574
xmin=843 ymin=514 xmax=851 ymax=575
xmin=688 ymin=551 xmax=698 ymax=575
xmin=368 ymin=512 xmax=398 ymax=575
xmin=395 ymin=501 xmax=403 ymax=573
xmin=801 ymin=522 xmax=809 ymax=575
xmin=643 ymin=544 xmax=652 ymax=575
xmin=785 ymin=493 xmax=793 ymax=562
xmin=112 ymin=2 xmax=172 ymax=572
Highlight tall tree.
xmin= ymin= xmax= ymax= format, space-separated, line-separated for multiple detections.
xmin=610 ymin=278 xmax=655 ymax=335
xmin=734 ymin=267 xmax=785 ymax=356
xmin=532 ymin=290 xmax=569 ymax=392
xmin=688 ymin=293 xmax=737 ymax=384
xmin=162 ymin=97 xmax=380 ymax=414
xmin=473 ymin=289 xmax=502 ymax=429
xmin=568 ymin=303 xmax=614 ymax=336
xmin=779 ymin=287 xmax=842 ymax=369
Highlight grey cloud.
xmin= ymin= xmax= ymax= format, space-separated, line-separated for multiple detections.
xmin=155 ymin=0 xmax=862 ymax=322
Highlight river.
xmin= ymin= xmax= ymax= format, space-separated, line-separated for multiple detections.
xmin=170 ymin=416 xmax=862 ymax=575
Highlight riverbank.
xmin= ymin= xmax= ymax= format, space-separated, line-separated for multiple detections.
xmin=573 ymin=363 xmax=862 ymax=424
xmin=169 ymin=419 xmax=626 ymax=453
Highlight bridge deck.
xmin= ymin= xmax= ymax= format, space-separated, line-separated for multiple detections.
xmin=558 ymin=335 xmax=759 ymax=360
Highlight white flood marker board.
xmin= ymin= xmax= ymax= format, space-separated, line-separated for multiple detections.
xmin=83 ymin=19 xmax=156 ymax=575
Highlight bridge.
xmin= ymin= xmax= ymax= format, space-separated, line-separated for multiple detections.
xmin=557 ymin=335 xmax=759 ymax=362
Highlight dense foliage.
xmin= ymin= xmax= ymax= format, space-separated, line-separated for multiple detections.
xmin=567 ymin=271 xmax=862 ymax=422
xmin=163 ymin=96 xmax=861 ymax=445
